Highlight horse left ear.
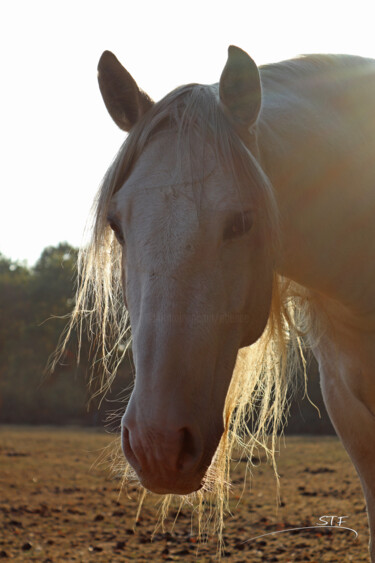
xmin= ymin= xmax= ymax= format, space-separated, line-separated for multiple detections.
xmin=219 ymin=46 xmax=261 ymax=129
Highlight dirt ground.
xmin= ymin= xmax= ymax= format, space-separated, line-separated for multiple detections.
xmin=0 ymin=426 xmax=370 ymax=562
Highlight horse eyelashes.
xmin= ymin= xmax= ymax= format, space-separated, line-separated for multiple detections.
xmin=223 ymin=210 xmax=253 ymax=241
xmin=108 ymin=221 xmax=125 ymax=245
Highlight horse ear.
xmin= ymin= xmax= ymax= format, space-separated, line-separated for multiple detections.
xmin=219 ymin=46 xmax=261 ymax=129
xmin=97 ymin=51 xmax=154 ymax=131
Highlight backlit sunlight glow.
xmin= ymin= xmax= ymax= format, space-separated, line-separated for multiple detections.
xmin=1 ymin=0 xmax=375 ymax=264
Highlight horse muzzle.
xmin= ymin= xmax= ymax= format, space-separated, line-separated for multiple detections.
xmin=121 ymin=411 xmax=223 ymax=494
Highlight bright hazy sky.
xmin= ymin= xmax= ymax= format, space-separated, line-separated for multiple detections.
xmin=2 ymin=0 xmax=375 ymax=265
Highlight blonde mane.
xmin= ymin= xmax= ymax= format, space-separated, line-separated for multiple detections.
xmin=52 ymin=82 xmax=315 ymax=549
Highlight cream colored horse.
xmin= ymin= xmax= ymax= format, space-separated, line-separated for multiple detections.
xmin=75 ymin=46 xmax=375 ymax=558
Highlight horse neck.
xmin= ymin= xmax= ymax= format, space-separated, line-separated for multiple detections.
xmin=256 ymin=56 xmax=375 ymax=313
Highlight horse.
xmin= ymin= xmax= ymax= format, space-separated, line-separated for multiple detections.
xmin=62 ymin=45 xmax=375 ymax=558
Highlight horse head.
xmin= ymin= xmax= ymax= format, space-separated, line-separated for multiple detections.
xmin=97 ymin=46 xmax=278 ymax=494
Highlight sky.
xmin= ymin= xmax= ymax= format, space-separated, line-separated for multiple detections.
xmin=2 ymin=0 xmax=375 ymax=265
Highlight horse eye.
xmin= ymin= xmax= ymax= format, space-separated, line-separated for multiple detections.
xmin=223 ymin=210 xmax=253 ymax=241
xmin=108 ymin=220 xmax=124 ymax=245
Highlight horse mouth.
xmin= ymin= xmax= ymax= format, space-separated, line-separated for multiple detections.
xmin=138 ymin=466 xmax=207 ymax=495
xmin=132 ymin=455 xmax=211 ymax=496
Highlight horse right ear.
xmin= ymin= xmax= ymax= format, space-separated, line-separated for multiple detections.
xmin=97 ymin=51 xmax=154 ymax=132
xmin=219 ymin=46 xmax=261 ymax=130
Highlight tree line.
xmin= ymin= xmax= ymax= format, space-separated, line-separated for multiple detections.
xmin=0 ymin=242 xmax=334 ymax=433
xmin=0 ymin=243 xmax=132 ymax=427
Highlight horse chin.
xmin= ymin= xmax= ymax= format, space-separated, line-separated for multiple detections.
xmin=140 ymin=477 xmax=204 ymax=496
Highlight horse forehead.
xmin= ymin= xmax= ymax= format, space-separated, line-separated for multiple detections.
xmin=114 ymin=134 xmax=241 ymax=216
xmin=123 ymin=131 xmax=218 ymax=193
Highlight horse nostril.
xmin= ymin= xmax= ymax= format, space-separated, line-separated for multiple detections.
xmin=121 ymin=426 xmax=141 ymax=472
xmin=177 ymin=427 xmax=201 ymax=472
xmin=121 ymin=421 xmax=204 ymax=483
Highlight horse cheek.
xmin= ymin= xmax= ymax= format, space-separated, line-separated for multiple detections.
xmin=240 ymin=259 xmax=273 ymax=348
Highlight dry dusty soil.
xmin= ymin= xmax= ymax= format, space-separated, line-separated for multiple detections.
xmin=0 ymin=427 xmax=370 ymax=562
